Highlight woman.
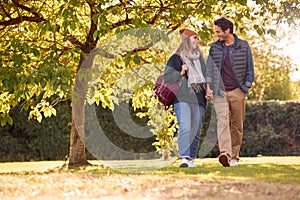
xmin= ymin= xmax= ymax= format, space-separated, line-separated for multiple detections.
xmin=164 ymin=28 xmax=207 ymax=167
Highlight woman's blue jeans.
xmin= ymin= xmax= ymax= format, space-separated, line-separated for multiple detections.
xmin=174 ymin=102 xmax=206 ymax=159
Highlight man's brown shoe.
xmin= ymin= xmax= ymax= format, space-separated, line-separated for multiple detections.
xmin=219 ymin=153 xmax=230 ymax=167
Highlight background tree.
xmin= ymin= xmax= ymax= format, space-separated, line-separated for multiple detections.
xmin=249 ymin=34 xmax=297 ymax=101
xmin=0 ymin=0 xmax=299 ymax=166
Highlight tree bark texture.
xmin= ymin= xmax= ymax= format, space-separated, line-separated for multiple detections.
xmin=68 ymin=52 xmax=96 ymax=167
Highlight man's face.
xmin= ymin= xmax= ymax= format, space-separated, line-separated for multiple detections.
xmin=214 ymin=25 xmax=229 ymax=41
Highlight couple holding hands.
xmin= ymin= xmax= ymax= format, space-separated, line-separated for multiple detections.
xmin=163 ymin=17 xmax=254 ymax=167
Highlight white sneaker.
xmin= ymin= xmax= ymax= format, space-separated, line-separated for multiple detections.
xmin=230 ymin=159 xmax=238 ymax=167
xmin=188 ymin=160 xmax=196 ymax=168
xmin=179 ymin=158 xmax=189 ymax=168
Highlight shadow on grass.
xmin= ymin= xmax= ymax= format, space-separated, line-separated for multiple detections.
xmin=0 ymin=157 xmax=299 ymax=185
xmin=71 ymin=158 xmax=300 ymax=185
xmin=160 ymin=163 xmax=300 ymax=185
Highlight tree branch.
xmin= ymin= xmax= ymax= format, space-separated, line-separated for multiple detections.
xmin=0 ymin=0 xmax=46 ymax=26
xmin=0 ymin=3 xmax=12 ymax=19
xmin=12 ymin=0 xmax=40 ymax=17
xmin=0 ymin=16 xmax=46 ymax=26
xmin=83 ymin=2 xmax=98 ymax=52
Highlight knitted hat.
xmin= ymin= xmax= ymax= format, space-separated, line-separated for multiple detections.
xmin=179 ymin=28 xmax=198 ymax=40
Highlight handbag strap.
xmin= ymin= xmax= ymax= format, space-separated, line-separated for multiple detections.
xmin=177 ymin=54 xmax=186 ymax=86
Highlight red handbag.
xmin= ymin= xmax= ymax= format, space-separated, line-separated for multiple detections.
xmin=154 ymin=75 xmax=184 ymax=108
xmin=154 ymin=54 xmax=185 ymax=109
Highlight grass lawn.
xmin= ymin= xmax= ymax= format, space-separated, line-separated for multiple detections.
xmin=87 ymin=156 xmax=300 ymax=184
xmin=1 ymin=156 xmax=299 ymax=184
xmin=0 ymin=156 xmax=299 ymax=200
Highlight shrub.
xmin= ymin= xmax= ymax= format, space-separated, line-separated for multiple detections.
xmin=0 ymin=101 xmax=298 ymax=161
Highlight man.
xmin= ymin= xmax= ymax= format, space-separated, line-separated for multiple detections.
xmin=205 ymin=17 xmax=254 ymax=167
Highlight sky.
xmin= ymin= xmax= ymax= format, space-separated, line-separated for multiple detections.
xmin=286 ymin=39 xmax=300 ymax=82
xmin=279 ymin=26 xmax=300 ymax=81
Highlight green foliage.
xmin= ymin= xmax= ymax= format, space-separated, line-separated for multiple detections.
xmin=0 ymin=101 xmax=299 ymax=161
xmin=200 ymin=101 xmax=300 ymax=158
xmin=242 ymin=101 xmax=300 ymax=156
xmin=0 ymin=102 xmax=71 ymax=161
xmin=290 ymin=81 xmax=300 ymax=100
xmin=248 ymin=34 xmax=298 ymax=101
xmin=85 ymin=103 xmax=157 ymax=160
xmin=0 ymin=100 xmax=158 ymax=161
xmin=1 ymin=0 xmax=298 ymax=125
xmin=147 ymin=106 xmax=179 ymax=159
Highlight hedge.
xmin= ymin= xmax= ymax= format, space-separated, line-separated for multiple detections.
xmin=0 ymin=102 xmax=71 ymax=161
xmin=201 ymin=101 xmax=300 ymax=158
xmin=0 ymin=101 xmax=299 ymax=161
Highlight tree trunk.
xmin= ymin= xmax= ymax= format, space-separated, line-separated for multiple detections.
xmin=68 ymin=104 xmax=89 ymax=167
xmin=68 ymin=50 xmax=96 ymax=167
xmin=68 ymin=72 xmax=91 ymax=167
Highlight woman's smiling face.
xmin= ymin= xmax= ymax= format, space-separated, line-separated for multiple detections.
xmin=189 ymin=35 xmax=199 ymax=50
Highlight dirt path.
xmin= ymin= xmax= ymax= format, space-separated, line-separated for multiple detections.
xmin=1 ymin=173 xmax=299 ymax=200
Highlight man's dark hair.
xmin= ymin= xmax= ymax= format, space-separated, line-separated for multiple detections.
xmin=214 ymin=17 xmax=234 ymax=34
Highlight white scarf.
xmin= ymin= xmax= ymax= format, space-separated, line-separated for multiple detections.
xmin=180 ymin=50 xmax=205 ymax=88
